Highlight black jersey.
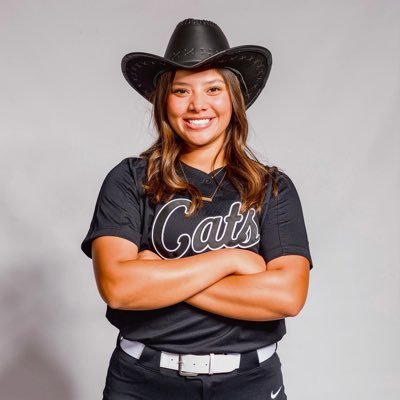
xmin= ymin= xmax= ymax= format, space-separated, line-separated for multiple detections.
xmin=81 ymin=157 xmax=313 ymax=354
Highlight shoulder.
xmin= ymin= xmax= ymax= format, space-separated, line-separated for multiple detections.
xmin=262 ymin=164 xmax=304 ymax=208
xmin=100 ymin=157 xmax=148 ymax=197
xmin=107 ymin=156 xmax=148 ymax=176
xmin=105 ymin=156 xmax=148 ymax=183
xmin=261 ymin=163 xmax=292 ymax=193
xmin=262 ymin=162 xmax=297 ymax=188
xmin=275 ymin=170 xmax=297 ymax=192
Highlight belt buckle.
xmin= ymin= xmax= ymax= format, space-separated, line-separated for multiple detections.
xmin=178 ymin=354 xmax=199 ymax=376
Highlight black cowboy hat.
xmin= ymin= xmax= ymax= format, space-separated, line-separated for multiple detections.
xmin=121 ymin=18 xmax=272 ymax=109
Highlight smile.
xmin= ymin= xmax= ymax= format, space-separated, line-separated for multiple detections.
xmin=184 ymin=118 xmax=214 ymax=129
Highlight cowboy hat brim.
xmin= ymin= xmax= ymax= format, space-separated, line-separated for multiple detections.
xmin=121 ymin=45 xmax=272 ymax=109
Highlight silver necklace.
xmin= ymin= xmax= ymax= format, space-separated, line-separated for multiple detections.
xmin=179 ymin=161 xmax=227 ymax=202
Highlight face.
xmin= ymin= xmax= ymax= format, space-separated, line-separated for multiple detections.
xmin=166 ymin=68 xmax=232 ymax=152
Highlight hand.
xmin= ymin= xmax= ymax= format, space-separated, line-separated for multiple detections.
xmin=227 ymin=248 xmax=266 ymax=275
xmin=136 ymin=249 xmax=163 ymax=260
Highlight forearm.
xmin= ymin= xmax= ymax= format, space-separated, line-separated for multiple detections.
xmin=185 ymin=266 xmax=309 ymax=321
xmin=106 ymin=248 xmax=234 ymax=310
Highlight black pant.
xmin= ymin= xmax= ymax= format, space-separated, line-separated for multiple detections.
xmin=102 ymin=335 xmax=287 ymax=400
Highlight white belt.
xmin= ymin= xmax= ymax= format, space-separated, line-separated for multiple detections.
xmin=119 ymin=336 xmax=277 ymax=375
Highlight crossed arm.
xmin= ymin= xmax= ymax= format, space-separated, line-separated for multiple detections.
xmin=92 ymin=236 xmax=310 ymax=322
xmin=184 ymin=255 xmax=309 ymax=321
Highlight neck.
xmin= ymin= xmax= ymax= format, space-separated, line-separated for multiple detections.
xmin=179 ymin=149 xmax=226 ymax=173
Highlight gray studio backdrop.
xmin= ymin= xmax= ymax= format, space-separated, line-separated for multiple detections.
xmin=1 ymin=1 xmax=399 ymax=399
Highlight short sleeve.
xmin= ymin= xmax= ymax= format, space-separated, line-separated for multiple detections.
xmin=259 ymin=171 xmax=313 ymax=269
xmin=80 ymin=158 xmax=143 ymax=259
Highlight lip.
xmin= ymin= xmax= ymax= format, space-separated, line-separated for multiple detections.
xmin=183 ymin=117 xmax=215 ymax=130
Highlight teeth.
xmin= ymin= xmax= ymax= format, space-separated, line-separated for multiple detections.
xmin=188 ymin=119 xmax=211 ymax=127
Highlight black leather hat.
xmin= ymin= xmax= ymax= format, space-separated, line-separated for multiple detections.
xmin=121 ymin=18 xmax=272 ymax=109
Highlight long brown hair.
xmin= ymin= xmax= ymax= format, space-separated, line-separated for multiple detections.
xmin=139 ymin=67 xmax=280 ymax=216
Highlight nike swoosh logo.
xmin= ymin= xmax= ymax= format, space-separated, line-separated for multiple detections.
xmin=271 ymin=386 xmax=282 ymax=399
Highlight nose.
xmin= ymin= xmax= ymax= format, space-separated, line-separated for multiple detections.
xmin=188 ymin=91 xmax=208 ymax=112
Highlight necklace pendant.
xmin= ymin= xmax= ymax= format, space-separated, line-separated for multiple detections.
xmin=201 ymin=196 xmax=213 ymax=202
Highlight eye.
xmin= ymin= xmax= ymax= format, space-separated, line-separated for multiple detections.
xmin=171 ymin=88 xmax=188 ymax=95
xmin=207 ymin=86 xmax=222 ymax=94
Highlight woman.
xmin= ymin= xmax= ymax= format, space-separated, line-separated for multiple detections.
xmin=81 ymin=18 xmax=313 ymax=400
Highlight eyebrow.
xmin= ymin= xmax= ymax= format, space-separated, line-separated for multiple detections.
xmin=172 ymin=79 xmax=225 ymax=86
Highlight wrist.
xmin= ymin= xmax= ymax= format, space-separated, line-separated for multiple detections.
xmin=219 ymin=248 xmax=236 ymax=274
